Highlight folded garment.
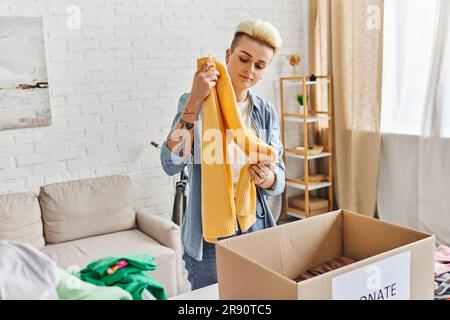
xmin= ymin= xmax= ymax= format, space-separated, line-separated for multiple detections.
xmin=77 ymin=254 xmax=167 ymax=300
xmin=0 ymin=240 xmax=59 ymax=300
xmin=295 ymin=256 xmax=356 ymax=282
xmin=57 ymin=268 xmax=132 ymax=300
xmin=435 ymin=245 xmax=450 ymax=277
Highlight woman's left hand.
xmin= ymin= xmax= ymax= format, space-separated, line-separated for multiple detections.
xmin=249 ymin=162 xmax=277 ymax=189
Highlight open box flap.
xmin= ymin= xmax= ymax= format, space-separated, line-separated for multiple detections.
xmin=217 ymin=209 xmax=344 ymax=280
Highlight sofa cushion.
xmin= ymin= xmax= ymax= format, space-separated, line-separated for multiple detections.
xmin=39 ymin=175 xmax=136 ymax=244
xmin=41 ymin=229 xmax=177 ymax=297
xmin=0 ymin=192 xmax=45 ymax=249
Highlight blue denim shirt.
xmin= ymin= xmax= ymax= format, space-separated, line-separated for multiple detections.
xmin=160 ymin=90 xmax=286 ymax=261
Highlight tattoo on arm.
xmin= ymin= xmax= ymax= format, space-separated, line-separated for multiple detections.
xmin=167 ymin=126 xmax=193 ymax=157
xmin=179 ymin=119 xmax=194 ymax=130
xmin=167 ymin=136 xmax=182 ymax=143
xmin=174 ymin=144 xmax=184 ymax=157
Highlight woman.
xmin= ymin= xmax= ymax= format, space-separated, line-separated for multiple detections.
xmin=160 ymin=20 xmax=285 ymax=290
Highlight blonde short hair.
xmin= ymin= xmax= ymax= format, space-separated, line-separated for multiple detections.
xmin=231 ymin=20 xmax=283 ymax=53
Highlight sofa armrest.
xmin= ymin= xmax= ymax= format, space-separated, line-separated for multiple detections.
xmin=136 ymin=209 xmax=179 ymax=248
xmin=136 ymin=209 xmax=191 ymax=295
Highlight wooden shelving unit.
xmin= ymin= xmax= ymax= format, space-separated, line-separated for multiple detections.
xmin=279 ymin=75 xmax=334 ymax=219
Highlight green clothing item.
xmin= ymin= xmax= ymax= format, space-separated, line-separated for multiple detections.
xmin=57 ymin=269 xmax=132 ymax=300
xmin=77 ymin=254 xmax=167 ymax=300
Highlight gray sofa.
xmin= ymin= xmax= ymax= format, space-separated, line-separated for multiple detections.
xmin=0 ymin=175 xmax=190 ymax=298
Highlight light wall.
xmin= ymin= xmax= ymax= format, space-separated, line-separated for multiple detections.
xmin=0 ymin=0 xmax=309 ymax=218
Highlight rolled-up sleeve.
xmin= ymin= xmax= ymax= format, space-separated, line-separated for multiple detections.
xmin=160 ymin=93 xmax=192 ymax=176
xmin=260 ymin=105 xmax=286 ymax=197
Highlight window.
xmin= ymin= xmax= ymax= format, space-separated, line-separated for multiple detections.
xmin=380 ymin=0 xmax=441 ymax=135
xmin=440 ymin=29 xmax=450 ymax=137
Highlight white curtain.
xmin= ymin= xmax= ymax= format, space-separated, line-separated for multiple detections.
xmin=378 ymin=0 xmax=450 ymax=245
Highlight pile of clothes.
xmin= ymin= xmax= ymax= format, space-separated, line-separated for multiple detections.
xmin=295 ymin=256 xmax=356 ymax=282
xmin=435 ymin=245 xmax=450 ymax=300
xmin=75 ymin=255 xmax=167 ymax=300
xmin=0 ymin=239 xmax=167 ymax=300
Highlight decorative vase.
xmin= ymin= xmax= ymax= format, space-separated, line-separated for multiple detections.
xmin=287 ymin=54 xmax=301 ymax=76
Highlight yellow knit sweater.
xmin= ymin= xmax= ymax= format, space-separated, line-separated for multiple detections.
xmin=198 ymin=55 xmax=277 ymax=243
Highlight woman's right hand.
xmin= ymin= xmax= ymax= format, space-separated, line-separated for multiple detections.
xmin=188 ymin=61 xmax=221 ymax=108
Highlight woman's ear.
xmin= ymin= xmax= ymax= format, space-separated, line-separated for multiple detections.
xmin=225 ymin=48 xmax=231 ymax=65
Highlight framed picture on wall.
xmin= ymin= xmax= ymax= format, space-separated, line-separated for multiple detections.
xmin=0 ymin=16 xmax=51 ymax=130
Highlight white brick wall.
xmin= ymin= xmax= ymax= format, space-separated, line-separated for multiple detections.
xmin=0 ymin=0 xmax=309 ymax=219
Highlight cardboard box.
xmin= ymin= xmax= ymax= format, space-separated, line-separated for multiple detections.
xmin=216 ymin=209 xmax=435 ymax=300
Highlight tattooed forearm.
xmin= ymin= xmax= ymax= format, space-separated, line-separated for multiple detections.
xmin=166 ymin=97 xmax=201 ymax=156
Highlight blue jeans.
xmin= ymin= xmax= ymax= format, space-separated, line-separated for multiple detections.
xmin=182 ymin=215 xmax=265 ymax=290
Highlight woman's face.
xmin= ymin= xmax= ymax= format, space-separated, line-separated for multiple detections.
xmin=225 ymin=35 xmax=274 ymax=93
